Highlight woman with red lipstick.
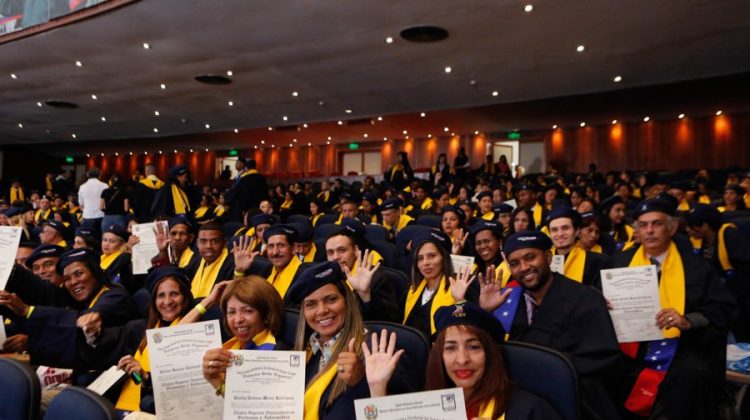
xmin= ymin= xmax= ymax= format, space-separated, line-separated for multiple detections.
xmin=364 ymin=302 xmax=561 ymax=420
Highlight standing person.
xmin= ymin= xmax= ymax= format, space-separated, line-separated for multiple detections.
xmin=429 ymin=153 xmax=450 ymax=186
xmin=152 ymin=165 xmax=192 ymax=217
xmin=78 ymin=167 xmax=109 ymax=233
xmin=225 ymin=158 xmax=268 ymax=223
xmin=384 ymin=152 xmax=414 ymax=191
xmin=100 ymin=173 xmax=130 ymax=232
xmin=453 ymin=147 xmax=470 ymax=184
xmin=131 ymin=164 xmax=164 ymax=223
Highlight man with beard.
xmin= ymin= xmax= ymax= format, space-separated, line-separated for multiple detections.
xmin=480 ymin=231 xmax=623 ymax=419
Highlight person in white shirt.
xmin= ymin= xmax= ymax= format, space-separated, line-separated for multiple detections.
xmin=77 ymin=167 xmax=108 ymax=232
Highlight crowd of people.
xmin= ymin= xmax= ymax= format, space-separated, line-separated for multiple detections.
xmin=1 ymin=152 xmax=749 ymax=419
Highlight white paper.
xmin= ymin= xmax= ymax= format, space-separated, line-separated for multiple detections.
xmin=148 ymin=320 xmax=224 ymax=420
xmin=87 ymin=365 xmax=127 ymax=395
xmin=0 ymin=316 xmax=6 ymax=350
xmin=550 ymin=255 xmax=565 ymax=274
xmin=0 ymin=226 xmax=23 ymax=290
xmin=223 ymin=350 xmax=305 ymax=420
xmin=355 ymin=388 xmax=467 ymax=420
xmin=450 ymin=254 xmax=475 ymax=275
xmin=600 ymin=266 xmax=663 ymax=343
xmin=131 ymin=221 xmax=169 ymax=275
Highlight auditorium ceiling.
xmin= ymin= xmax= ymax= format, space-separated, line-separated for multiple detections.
xmin=2 ymin=0 xmax=750 ymax=150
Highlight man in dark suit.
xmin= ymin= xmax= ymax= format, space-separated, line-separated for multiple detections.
xmin=225 ymin=158 xmax=268 ymax=222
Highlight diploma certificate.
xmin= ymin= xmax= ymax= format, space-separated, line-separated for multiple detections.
xmin=354 ymin=388 xmax=467 ymax=420
xmin=600 ymin=266 xmax=663 ymax=343
xmin=450 ymin=254 xmax=474 ymax=275
xmin=131 ymin=221 xmax=169 ymax=275
xmin=148 ymin=320 xmax=224 ymax=420
xmin=223 ymin=350 xmax=305 ymax=420
xmin=0 ymin=226 xmax=22 ymax=290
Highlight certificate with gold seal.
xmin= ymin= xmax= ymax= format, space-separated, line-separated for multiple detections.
xmin=355 ymin=388 xmax=467 ymax=420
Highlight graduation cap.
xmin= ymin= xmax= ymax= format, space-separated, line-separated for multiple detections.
xmin=433 ymin=302 xmax=505 ymax=343
xmin=653 ymin=193 xmax=679 ymax=211
xmin=545 ymin=206 xmax=581 ymax=228
xmin=339 ymin=191 xmax=361 ymax=205
xmin=262 ymin=224 xmax=298 ymax=243
xmin=168 ymin=164 xmax=188 ymax=178
xmin=43 ymin=220 xmax=67 ymax=237
xmin=145 ymin=266 xmax=191 ymax=294
xmin=289 ymin=222 xmax=314 ymax=243
xmin=411 ymin=228 xmax=452 ymax=254
xmin=103 ymin=224 xmax=129 ymax=242
xmin=56 ymin=248 xmax=102 ymax=276
xmin=503 ymin=231 xmax=552 ymax=258
xmin=634 ymin=198 xmax=676 ymax=219
xmin=512 ymin=183 xmax=535 ymax=194
xmin=431 ymin=186 xmax=448 ymax=200
xmin=725 ymin=184 xmax=745 ymax=196
xmin=469 ymin=220 xmax=503 ymax=238
xmin=74 ymin=227 xmax=95 ymax=238
xmin=250 ymin=213 xmax=276 ymax=228
xmin=25 ymin=244 xmax=66 ymax=269
xmin=3 ymin=206 xmax=25 ymax=217
xmin=362 ymin=191 xmax=380 ymax=204
xmin=476 ymin=191 xmax=493 ymax=201
xmin=286 ymin=261 xmax=346 ymax=305
xmin=599 ymin=195 xmax=624 ymax=213
xmin=337 ymin=217 xmax=366 ymax=238
xmin=441 ymin=205 xmax=466 ymax=221
xmin=379 ymin=198 xmax=400 ymax=211
xmin=493 ymin=203 xmax=514 ymax=215
xmin=686 ymin=204 xmax=721 ymax=230
xmin=168 ymin=215 xmax=195 ymax=231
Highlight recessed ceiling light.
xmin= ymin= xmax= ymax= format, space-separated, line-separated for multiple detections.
xmin=345 ymin=109 xmax=352 ymax=114
xmin=402 ymin=130 xmax=408 ymax=135
xmin=268 ymin=127 xmax=273 ymax=131
xmin=129 ymin=152 xmax=133 ymax=156
xmin=114 ymin=152 xmax=119 ymax=156
xmin=385 ymin=36 xmax=394 ymax=44
xmin=282 ymin=116 xmax=288 ymax=121
xmin=580 ymin=122 xmax=586 ymax=127
xmin=234 ymin=128 xmax=239 ymax=133
xmin=10 ymin=73 xmax=18 ymax=79
xmin=678 ymin=113 xmax=685 ymax=119
xmin=428 ymin=133 xmax=432 ymax=138
xmin=443 ymin=127 xmax=449 ymax=132
xmin=154 ymin=110 xmax=160 ymax=116
xmin=289 ymin=143 xmax=293 ymax=147
xmin=142 ymin=42 xmax=150 ymax=49
xmin=153 ymin=128 xmax=159 ymax=133
xmin=576 ymin=45 xmax=585 ymax=52
xmin=261 ymin=140 xmax=265 ymax=144
xmin=716 ymin=110 xmax=723 ymax=116
xmin=611 ymin=119 xmax=618 ymax=125
xmin=226 ymin=70 xmax=233 ymax=76
xmin=420 ymin=112 xmax=426 ymax=117
xmin=205 ymin=148 xmax=209 ymax=152
xmin=293 ymin=138 xmax=298 ymax=142
xmin=36 ymin=101 xmax=43 ymax=107
xmin=337 ymin=121 xmax=343 ymax=125
xmin=91 ymin=94 xmax=98 ymax=100
xmin=307 ymin=142 xmax=312 ymax=147
xmin=254 ymin=145 xmax=258 ymax=149
xmin=205 ymin=124 xmax=210 ymax=129
xmin=158 ymin=150 xmax=163 ymax=154
xmin=643 ymin=116 xmax=650 ymax=122
xmin=552 ymin=124 xmax=558 ymax=129
xmin=100 ymin=116 xmax=106 ymax=122
xmin=292 ymin=91 xmax=299 ymax=97
xmin=474 ymin=130 xmax=479 ymax=135
xmin=492 ymin=91 xmax=499 ymax=97
xmin=327 ymin=136 xmax=332 ymax=140
xmin=71 ymin=134 xmax=77 ymax=139
xmin=363 ymin=133 xmax=368 ymax=138
xmin=326 ymin=141 xmax=331 ymax=145
xmin=101 ymin=153 xmax=105 ymax=157
xmin=524 ymin=4 xmax=534 ymax=12
xmin=75 ymin=60 xmax=83 ymax=67
xmin=272 ymin=144 xmax=275 ymax=148
xmin=17 ymin=123 xmax=23 ymax=128
xmin=303 ymin=123 xmax=308 ymax=128
xmin=444 ymin=66 xmax=452 ymax=73
xmin=173 ymin=150 xmax=178 ymax=154
xmin=160 ymin=83 xmax=166 ymax=90
xmin=613 ymin=75 xmax=622 ymax=83
xmin=377 ymin=116 xmax=383 ymax=121
xmin=383 ymin=137 xmax=388 ymax=141
xmin=228 ymin=101 xmax=234 ymax=106
xmin=86 ymin=153 xmax=90 ymax=157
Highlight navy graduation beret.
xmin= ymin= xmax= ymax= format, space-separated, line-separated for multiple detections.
xmin=653 ymin=193 xmax=679 ymax=211
xmin=503 ymin=231 xmax=552 ymax=258
xmin=250 ymin=213 xmax=276 ymax=228
xmin=725 ymin=184 xmax=745 ymax=196
xmin=286 ymin=261 xmax=346 ymax=305
xmin=470 ymin=220 xmax=503 ymax=238
xmin=339 ymin=191 xmax=361 ymax=204
xmin=56 ymin=248 xmax=102 ymax=275
xmin=263 ymin=224 xmax=298 ymax=243
xmin=362 ymin=191 xmax=380 ymax=204
xmin=476 ymin=191 xmax=492 ymax=201
xmin=545 ymin=206 xmax=581 ymax=227
xmin=168 ymin=164 xmax=188 ymax=178
xmin=379 ymin=198 xmax=400 ymax=211
xmin=26 ymin=244 xmax=66 ymax=269
xmin=103 ymin=224 xmax=129 ymax=241
xmin=512 ymin=183 xmax=535 ymax=194
xmin=337 ymin=217 xmax=366 ymax=238
xmin=441 ymin=205 xmax=466 ymax=221
xmin=168 ymin=214 xmax=194 ymax=230
xmin=74 ymin=227 xmax=95 ymax=238
xmin=434 ymin=302 xmax=505 ymax=343
xmin=411 ymin=228 xmax=452 ymax=255
xmin=493 ymin=203 xmax=514 ymax=215
xmin=634 ymin=199 xmax=676 ymax=219
xmin=3 ymin=206 xmax=24 ymax=217
xmin=43 ymin=220 xmax=67 ymax=236
xmin=145 ymin=266 xmax=191 ymax=295
xmin=289 ymin=222 xmax=314 ymax=243
xmin=599 ymin=195 xmax=623 ymax=213
xmin=431 ymin=187 xmax=448 ymax=200
xmin=686 ymin=204 xmax=721 ymax=229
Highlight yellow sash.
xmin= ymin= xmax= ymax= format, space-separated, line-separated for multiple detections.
xmin=100 ymin=249 xmax=123 ymax=270
xmin=403 ymin=276 xmax=455 ymax=334
xmin=171 ymin=184 xmax=190 ymax=215
xmin=45 ymin=176 xmax=53 ymax=191
xmin=744 ymin=193 xmax=750 ymax=209
xmin=303 ymin=358 xmax=338 ymax=420
xmin=281 ymin=199 xmax=293 ymax=210
xmin=268 ymin=256 xmax=302 ymax=298
xmin=88 ymin=286 xmax=110 ymax=309
xmin=139 ymin=176 xmax=165 ymax=190
xmin=449 ymin=197 xmax=458 ymax=205
xmin=699 ymin=195 xmax=711 ymax=205
xmin=57 ymin=240 xmax=68 ymax=248
xmin=311 ymin=214 xmax=322 ymax=227
xmin=213 ymin=205 xmax=226 ymax=217
xmin=532 ymin=204 xmax=543 ymax=227
xmin=591 ymin=244 xmax=603 ymax=254
xmin=223 ymin=337 xmax=243 ymax=350
xmin=191 ymin=248 xmax=229 ymax=298
xmin=496 ymin=260 xmax=511 ymax=287
xmin=10 ymin=187 xmax=24 ymax=203
xmin=194 ymin=206 xmax=209 ymax=218
xmin=35 ymin=208 xmax=51 ymax=221
xmin=478 ymin=398 xmax=506 ymax=420
xmin=303 ymin=244 xmax=317 ymax=263
xmin=628 ymin=243 xmax=685 ymax=339
xmin=421 ymin=197 xmax=434 ymax=210
xmin=550 ymin=246 xmax=586 ymax=283
xmin=715 ymin=224 xmax=736 ymax=272
xmin=116 ymin=318 xmax=179 ymax=411
xmin=678 ymin=200 xmax=690 ymax=211
xmin=178 ymin=247 xmax=194 ymax=268
xmin=383 ymin=214 xmax=413 ymax=234
xmin=222 ymin=329 xmax=276 ymax=350
xmin=481 ymin=212 xmax=495 ymax=221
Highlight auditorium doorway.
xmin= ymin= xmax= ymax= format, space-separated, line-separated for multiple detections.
xmin=491 ymin=139 xmax=546 ymax=176
xmin=216 ymin=157 xmax=239 ymax=179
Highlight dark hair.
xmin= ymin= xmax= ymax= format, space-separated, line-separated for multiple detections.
xmin=86 ymin=167 xmax=101 ymax=179
xmin=410 ymin=240 xmax=454 ymax=291
xmin=198 ymin=222 xmax=225 ymax=239
xmin=426 ymin=324 xmax=511 ymax=417
xmin=509 ymin=207 xmax=536 ymax=234
xmin=139 ymin=275 xmax=195 ymax=351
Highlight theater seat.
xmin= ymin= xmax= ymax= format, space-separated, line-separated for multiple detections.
xmin=281 ymin=308 xmax=300 ymax=347
xmin=501 ymin=341 xmax=579 ymax=420
xmin=314 ymin=223 xmax=339 ymax=240
xmin=722 ymin=210 xmax=750 ymax=222
xmin=415 ymin=214 xmax=442 ymax=228
xmin=380 ymin=267 xmax=410 ymax=300
xmin=247 ymin=256 xmax=273 ymax=277
xmin=365 ymin=224 xmax=388 ymax=242
xmin=732 ymin=217 xmax=750 ymax=239
xmin=0 ymin=358 xmax=40 ymax=420
xmin=131 ymin=288 xmax=151 ymax=318
xmin=287 ymin=214 xmax=310 ymax=224
xmin=364 ymin=321 xmax=430 ymax=391
xmin=44 ymin=387 xmax=118 ymax=420
xmin=369 ymin=240 xmax=398 ymax=269
xmin=315 ymin=213 xmax=338 ymax=227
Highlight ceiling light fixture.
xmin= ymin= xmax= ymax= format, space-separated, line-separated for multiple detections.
xmin=345 ymin=109 xmax=352 ymax=114
xmin=160 ymin=83 xmax=166 ymax=90
xmin=611 ymin=119 xmax=618 ymax=125
xmin=91 ymin=94 xmax=98 ymax=100
xmin=154 ymin=110 xmax=160 ymax=116
xmin=474 ymin=130 xmax=479 ymax=135
xmin=71 ymin=134 xmax=77 ymax=139
xmin=261 ymin=140 xmax=265 ymax=144
xmin=205 ymin=124 xmax=210 ymax=129
xmin=420 ymin=112 xmax=426 ymax=117
xmin=307 ymin=142 xmax=312 ymax=146
xmin=327 ymin=136 xmax=332 ymax=140
xmin=228 ymin=101 xmax=234 ymax=106
xmin=580 ymin=122 xmax=586 ymax=127
xmin=385 ymin=36 xmax=394 ymax=44
xmin=337 ymin=121 xmax=343 ymax=125
xmin=377 ymin=116 xmax=383 ymax=121
xmin=576 ymin=45 xmax=585 ymax=52
xmin=268 ymin=127 xmax=273 ymax=131
xmin=613 ymin=75 xmax=622 ymax=83
xmin=282 ymin=116 xmax=288 ymax=121
xmin=292 ymin=91 xmax=299 ymax=97
xmin=383 ymin=137 xmax=388 ymax=141
xmin=363 ymin=133 xmax=368 ymax=138
xmin=552 ymin=124 xmax=558 ymax=129
xmin=444 ymin=66 xmax=452 ymax=73
xmin=153 ymin=128 xmax=159 ymax=133
xmin=75 ymin=60 xmax=83 ymax=67
xmin=234 ymin=128 xmax=239 ymax=133
xmin=443 ymin=127 xmax=449 ymax=132
xmin=226 ymin=70 xmax=233 ymax=76
xmin=36 ymin=101 xmax=43 ymax=107
xmin=716 ymin=110 xmax=723 ymax=116
xmin=428 ymin=133 xmax=432 ymax=138
xmin=100 ymin=117 xmax=106 ymax=122
xmin=678 ymin=113 xmax=685 ymax=119
xmin=10 ymin=73 xmax=18 ymax=79
xmin=142 ymin=42 xmax=150 ymax=49
xmin=129 ymin=152 xmax=133 ymax=156
xmin=402 ymin=130 xmax=408 ymax=135
xmin=17 ymin=123 xmax=23 ymax=128
xmin=303 ymin=123 xmax=308 ymax=128
xmin=293 ymin=138 xmax=297 ymax=142
xmin=524 ymin=4 xmax=533 ymax=12
xmin=115 ymin=152 xmax=119 ymax=156
xmin=326 ymin=141 xmax=331 ymax=145
xmin=158 ymin=150 xmax=163 ymax=154
xmin=643 ymin=116 xmax=650 ymax=122
xmin=492 ymin=91 xmax=499 ymax=96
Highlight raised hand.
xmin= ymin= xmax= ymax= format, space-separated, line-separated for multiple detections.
xmin=343 ymin=250 xmax=381 ymax=303
xmin=232 ymin=235 xmax=259 ymax=273
xmin=0 ymin=291 xmax=30 ymax=317
xmin=154 ymin=222 xmax=170 ymax=252
xmin=451 ymin=229 xmax=469 ymax=255
xmin=337 ymin=338 xmax=365 ymax=386
xmin=479 ymin=265 xmax=511 ymax=312
xmin=362 ymin=329 xmax=404 ymax=397
xmin=202 ymin=348 xmax=233 ymax=389
xmin=449 ymin=265 xmax=476 ymax=302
